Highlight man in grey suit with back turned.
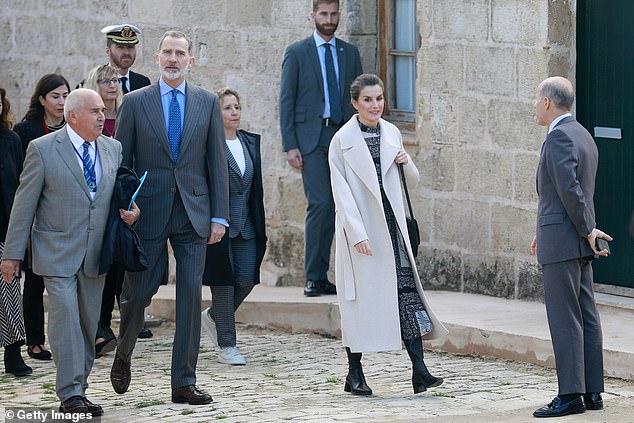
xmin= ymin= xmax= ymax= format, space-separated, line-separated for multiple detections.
xmin=110 ymin=30 xmax=229 ymax=405
xmin=280 ymin=0 xmax=362 ymax=296
xmin=531 ymin=76 xmax=612 ymax=418
xmin=0 ymin=89 xmax=139 ymax=416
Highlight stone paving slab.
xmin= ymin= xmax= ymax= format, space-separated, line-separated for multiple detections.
xmin=1 ymin=323 xmax=633 ymax=422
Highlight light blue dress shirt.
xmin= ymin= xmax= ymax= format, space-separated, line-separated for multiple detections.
xmin=158 ymin=78 xmax=228 ymax=227
xmin=159 ymin=78 xmax=185 ymax=133
xmin=313 ymin=31 xmax=340 ymax=119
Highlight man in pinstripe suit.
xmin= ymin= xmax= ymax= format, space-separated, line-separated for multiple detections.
xmin=110 ymin=30 xmax=229 ymax=405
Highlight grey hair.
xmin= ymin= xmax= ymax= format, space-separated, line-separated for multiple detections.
xmin=158 ymin=30 xmax=193 ymax=55
xmin=63 ymin=88 xmax=91 ymax=119
xmin=538 ymin=77 xmax=575 ymax=111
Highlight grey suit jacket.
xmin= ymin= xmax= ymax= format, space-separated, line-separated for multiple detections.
xmin=536 ymin=116 xmax=598 ymax=265
xmin=3 ymin=128 xmax=121 ymax=277
xmin=280 ymin=35 xmax=363 ymax=155
xmin=115 ymin=82 xmax=229 ymax=239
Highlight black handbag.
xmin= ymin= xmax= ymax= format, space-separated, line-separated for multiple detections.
xmin=398 ymin=163 xmax=420 ymax=258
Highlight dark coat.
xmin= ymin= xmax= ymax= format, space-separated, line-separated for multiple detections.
xmin=99 ymin=167 xmax=147 ymax=273
xmin=13 ymin=118 xmax=46 ymax=156
xmin=0 ymin=130 xmax=24 ymax=241
xmin=203 ymin=130 xmax=267 ymax=286
xmin=128 ymin=70 xmax=151 ymax=91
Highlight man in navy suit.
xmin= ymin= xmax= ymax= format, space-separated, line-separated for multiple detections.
xmin=531 ymin=76 xmax=612 ymax=418
xmin=279 ymin=0 xmax=363 ymax=297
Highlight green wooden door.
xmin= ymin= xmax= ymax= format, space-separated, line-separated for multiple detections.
xmin=577 ymin=0 xmax=634 ymax=288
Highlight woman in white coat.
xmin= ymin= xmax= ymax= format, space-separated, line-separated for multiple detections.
xmin=329 ymin=74 xmax=448 ymax=396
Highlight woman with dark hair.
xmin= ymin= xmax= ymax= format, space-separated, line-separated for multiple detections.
xmin=0 ymin=87 xmax=31 ymax=376
xmin=13 ymin=73 xmax=70 ymax=361
xmin=329 ymin=74 xmax=447 ymax=395
xmin=201 ymin=88 xmax=267 ymax=365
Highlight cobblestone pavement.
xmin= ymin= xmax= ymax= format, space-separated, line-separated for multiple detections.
xmin=1 ymin=323 xmax=634 ymax=422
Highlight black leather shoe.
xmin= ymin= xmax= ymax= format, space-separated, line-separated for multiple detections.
xmin=317 ymin=279 xmax=337 ymax=295
xmin=82 ymin=397 xmax=104 ymax=416
xmin=304 ymin=280 xmax=321 ymax=297
xmin=138 ymin=327 xmax=153 ymax=339
xmin=27 ymin=345 xmax=52 ymax=360
xmin=172 ymin=385 xmax=213 ymax=405
xmin=110 ymin=351 xmax=131 ymax=394
xmin=59 ymin=396 xmax=89 ymax=413
xmin=583 ymin=393 xmax=603 ymax=410
xmin=533 ymin=396 xmax=585 ymax=418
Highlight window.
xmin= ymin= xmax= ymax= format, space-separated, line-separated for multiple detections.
xmin=379 ymin=0 xmax=418 ymax=135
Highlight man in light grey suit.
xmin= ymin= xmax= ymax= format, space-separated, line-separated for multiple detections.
xmin=0 ymin=89 xmax=138 ymax=416
xmin=531 ymin=77 xmax=612 ymax=418
xmin=110 ymin=30 xmax=229 ymax=405
xmin=280 ymin=0 xmax=363 ymax=297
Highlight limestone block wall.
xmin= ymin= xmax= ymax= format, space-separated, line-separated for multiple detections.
xmin=414 ymin=0 xmax=575 ymax=300
xmin=0 ymin=0 xmax=376 ymax=286
xmin=0 ymin=0 xmax=577 ymax=299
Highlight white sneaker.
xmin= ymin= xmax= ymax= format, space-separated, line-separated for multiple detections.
xmin=218 ymin=346 xmax=246 ymax=365
xmin=201 ymin=308 xmax=218 ymax=347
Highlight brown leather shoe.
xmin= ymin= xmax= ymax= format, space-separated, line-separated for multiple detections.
xmin=171 ymin=385 xmax=213 ymax=405
xmin=59 ymin=396 xmax=89 ymax=413
xmin=82 ymin=397 xmax=104 ymax=416
xmin=110 ymin=351 xmax=131 ymax=394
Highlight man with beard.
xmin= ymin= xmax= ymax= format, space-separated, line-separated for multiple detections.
xmin=280 ymin=0 xmax=363 ymax=297
xmin=109 ymin=30 xmax=228 ymax=405
xmin=102 ymin=24 xmax=151 ymax=93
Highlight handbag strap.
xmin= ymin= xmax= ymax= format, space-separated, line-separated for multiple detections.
xmin=398 ymin=163 xmax=415 ymax=219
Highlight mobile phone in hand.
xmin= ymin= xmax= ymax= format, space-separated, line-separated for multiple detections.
xmin=595 ymin=238 xmax=611 ymax=255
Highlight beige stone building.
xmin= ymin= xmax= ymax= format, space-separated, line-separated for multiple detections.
xmin=4 ymin=1 xmax=628 ymax=301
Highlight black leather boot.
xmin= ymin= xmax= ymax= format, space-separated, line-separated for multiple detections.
xmin=343 ymin=347 xmax=372 ymax=395
xmin=4 ymin=342 xmax=32 ymax=377
xmin=403 ymin=337 xmax=442 ymax=393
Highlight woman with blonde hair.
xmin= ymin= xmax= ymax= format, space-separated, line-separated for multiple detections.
xmin=83 ymin=64 xmax=123 ymax=138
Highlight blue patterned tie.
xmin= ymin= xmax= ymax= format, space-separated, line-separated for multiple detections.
xmin=324 ymin=43 xmax=342 ymax=124
xmin=82 ymin=142 xmax=96 ymax=192
xmin=168 ymin=89 xmax=181 ymax=162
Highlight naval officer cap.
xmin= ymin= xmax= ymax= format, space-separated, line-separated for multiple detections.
xmin=101 ymin=24 xmax=142 ymax=45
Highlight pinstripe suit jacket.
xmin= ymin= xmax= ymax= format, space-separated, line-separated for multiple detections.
xmin=226 ymin=138 xmax=255 ymax=239
xmin=203 ymin=130 xmax=267 ymax=286
xmin=3 ymin=128 xmax=121 ymax=277
xmin=115 ymin=82 xmax=229 ymax=239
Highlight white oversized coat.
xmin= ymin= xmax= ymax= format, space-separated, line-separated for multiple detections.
xmin=329 ymin=116 xmax=448 ymax=353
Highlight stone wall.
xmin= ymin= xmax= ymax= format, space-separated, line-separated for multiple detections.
xmin=415 ymin=0 xmax=575 ymax=300
xmin=0 ymin=0 xmax=376 ymax=286
xmin=0 ymin=0 xmax=576 ymax=300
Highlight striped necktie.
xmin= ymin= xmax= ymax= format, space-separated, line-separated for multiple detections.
xmin=82 ymin=142 xmax=96 ymax=192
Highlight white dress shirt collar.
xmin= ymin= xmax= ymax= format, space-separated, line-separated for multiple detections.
xmin=548 ymin=112 xmax=572 ymax=134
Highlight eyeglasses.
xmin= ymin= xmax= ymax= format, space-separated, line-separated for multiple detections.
xmin=98 ymin=78 xmax=121 ymax=86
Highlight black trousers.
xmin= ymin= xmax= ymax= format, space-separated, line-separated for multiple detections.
xmin=22 ymin=268 xmax=45 ymax=346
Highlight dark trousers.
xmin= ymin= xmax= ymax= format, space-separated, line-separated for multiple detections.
xmin=118 ymin=193 xmax=206 ymax=389
xmin=22 ymin=268 xmax=45 ymax=346
xmin=301 ymin=124 xmax=338 ymax=281
xmin=542 ymin=258 xmax=604 ymax=395
xmin=97 ymin=262 xmax=125 ymax=340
